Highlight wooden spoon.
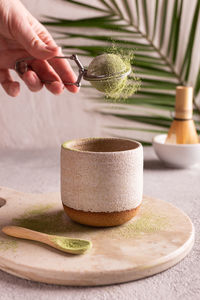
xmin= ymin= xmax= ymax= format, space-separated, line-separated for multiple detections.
xmin=2 ymin=226 xmax=92 ymax=255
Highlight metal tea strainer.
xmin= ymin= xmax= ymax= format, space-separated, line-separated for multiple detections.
xmin=15 ymin=54 xmax=132 ymax=89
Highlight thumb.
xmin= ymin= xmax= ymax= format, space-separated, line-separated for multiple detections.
xmin=14 ymin=20 xmax=58 ymax=60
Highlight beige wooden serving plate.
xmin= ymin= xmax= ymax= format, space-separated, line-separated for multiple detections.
xmin=0 ymin=186 xmax=194 ymax=286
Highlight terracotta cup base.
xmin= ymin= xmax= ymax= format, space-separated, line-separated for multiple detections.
xmin=62 ymin=204 xmax=141 ymax=227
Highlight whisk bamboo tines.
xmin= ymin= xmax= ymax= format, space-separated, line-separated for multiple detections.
xmin=165 ymin=86 xmax=199 ymax=144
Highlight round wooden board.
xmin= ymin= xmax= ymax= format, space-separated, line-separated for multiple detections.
xmin=0 ymin=187 xmax=194 ymax=286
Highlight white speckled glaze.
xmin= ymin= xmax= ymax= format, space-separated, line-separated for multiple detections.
xmin=61 ymin=138 xmax=143 ymax=213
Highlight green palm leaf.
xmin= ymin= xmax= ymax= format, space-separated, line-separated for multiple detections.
xmin=180 ymin=0 xmax=200 ymax=82
xmin=44 ymin=0 xmax=200 ymax=145
xmin=142 ymin=0 xmax=149 ymax=36
xmin=159 ymin=0 xmax=168 ymax=49
xmin=61 ymin=0 xmax=109 ymax=13
xmin=152 ymin=0 xmax=159 ymax=41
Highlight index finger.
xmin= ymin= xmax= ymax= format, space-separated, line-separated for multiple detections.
xmin=48 ymin=55 xmax=79 ymax=93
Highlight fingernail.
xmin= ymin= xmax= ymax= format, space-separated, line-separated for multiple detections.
xmin=49 ymin=81 xmax=64 ymax=94
xmin=45 ymin=45 xmax=58 ymax=52
xmin=29 ymin=73 xmax=36 ymax=85
xmin=51 ymin=81 xmax=64 ymax=89
xmin=8 ymin=82 xmax=19 ymax=97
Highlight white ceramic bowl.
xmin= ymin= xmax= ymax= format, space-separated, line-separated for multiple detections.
xmin=153 ymin=134 xmax=200 ymax=168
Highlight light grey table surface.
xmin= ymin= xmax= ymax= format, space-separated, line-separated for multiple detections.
xmin=0 ymin=147 xmax=199 ymax=300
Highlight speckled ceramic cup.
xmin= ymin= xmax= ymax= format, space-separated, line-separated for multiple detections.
xmin=61 ymin=137 xmax=143 ymax=227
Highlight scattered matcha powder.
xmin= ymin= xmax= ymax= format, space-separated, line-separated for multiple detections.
xmin=21 ymin=204 xmax=54 ymax=218
xmin=116 ymin=212 xmax=168 ymax=239
xmin=13 ymin=204 xmax=68 ymax=235
xmin=0 ymin=239 xmax=18 ymax=251
xmin=12 ymin=204 xmax=94 ymax=236
xmin=12 ymin=203 xmax=168 ymax=242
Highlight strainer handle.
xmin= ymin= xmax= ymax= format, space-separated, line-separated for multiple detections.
xmin=15 ymin=54 xmax=86 ymax=87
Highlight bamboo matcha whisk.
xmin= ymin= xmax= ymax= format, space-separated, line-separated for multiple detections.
xmin=165 ymin=86 xmax=199 ymax=144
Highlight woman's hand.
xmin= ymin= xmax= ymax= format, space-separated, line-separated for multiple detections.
xmin=0 ymin=0 xmax=79 ymax=97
